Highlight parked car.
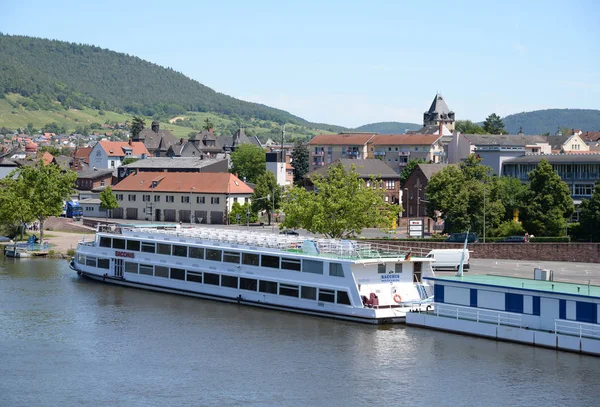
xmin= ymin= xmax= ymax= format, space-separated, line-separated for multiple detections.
xmin=279 ymin=229 xmax=299 ymax=236
xmin=497 ymin=235 xmax=529 ymax=243
xmin=445 ymin=232 xmax=478 ymax=243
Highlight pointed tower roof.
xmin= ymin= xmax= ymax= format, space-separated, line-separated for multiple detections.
xmin=426 ymin=93 xmax=452 ymax=115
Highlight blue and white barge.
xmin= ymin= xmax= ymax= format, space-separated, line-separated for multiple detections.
xmin=406 ymin=272 xmax=600 ymax=356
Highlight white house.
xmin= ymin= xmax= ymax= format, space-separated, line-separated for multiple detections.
xmin=89 ymin=140 xmax=149 ymax=170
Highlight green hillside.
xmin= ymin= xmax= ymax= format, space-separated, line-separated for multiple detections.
xmin=0 ymin=33 xmax=345 ymax=137
xmin=354 ymin=121 xmax=421 ymax=134
xmin=502 ymin=109 xmax=600 ymax=135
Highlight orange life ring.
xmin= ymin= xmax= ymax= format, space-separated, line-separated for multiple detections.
xmin=393 ymin=294 xmax=402 ymax=303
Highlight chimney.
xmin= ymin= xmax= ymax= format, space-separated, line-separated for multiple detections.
xmin=128 ymin=139 xmax=132 ymax=146
xmin=151 ymin=121 xmax=159 ymax=133
xmin=438 ymin=122 xmax=443 ymax=135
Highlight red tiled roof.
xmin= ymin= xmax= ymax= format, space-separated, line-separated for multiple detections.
xmin=308 ymin=133 xmax=375 ymax=145
xmin=581 ymin=132 xmax=600 ymax=142
xmin=74 ymin=147 xmax=92 ymax=160
xmin=369 ymin=134 xmax=442 ymax=145
xmin=112 ymin=172 xmax=254 ymax=194
xmin=41 ymin=151 xmax=54 ymax=165
xmin=98 ymin=141 xmax=149 ymax=157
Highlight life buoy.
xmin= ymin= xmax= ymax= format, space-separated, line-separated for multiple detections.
xmin=393 ymin=294 xmax=402 ymax=303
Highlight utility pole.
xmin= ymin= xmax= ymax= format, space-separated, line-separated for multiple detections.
xmin=281 ymin=124 xmax=285 ymax=163
xmin=483 ymin=187 xmax=486 ymax=243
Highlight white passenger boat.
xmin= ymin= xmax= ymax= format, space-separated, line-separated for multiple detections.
xmin=70 ymin=225 xmax=435 ymax=324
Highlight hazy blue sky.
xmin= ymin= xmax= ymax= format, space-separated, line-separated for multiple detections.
xmin=2 ymin=0 xmax=599 ymax=127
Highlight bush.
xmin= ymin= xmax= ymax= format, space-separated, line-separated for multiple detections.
xmin=529 ymin=236 xmax=570 ymax=243
xmin=493 ymin=220 xmax=526 ymax=237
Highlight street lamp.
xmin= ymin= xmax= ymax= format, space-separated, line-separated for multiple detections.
xmin=483 ymin=187 xmax=486 ymax=243
xmin=189 ymin=187 xmax=195 ymax=225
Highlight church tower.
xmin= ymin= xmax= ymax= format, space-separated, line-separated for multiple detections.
xmin=423 ymin=94 xmax=455 ymax=131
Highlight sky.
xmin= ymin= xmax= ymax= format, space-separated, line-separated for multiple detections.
xmin=2 ymin=0 xmax=599 ymax=127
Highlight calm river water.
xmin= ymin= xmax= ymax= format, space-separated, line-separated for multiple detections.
xmin=1 ymin=259 xmax=599 ymax=407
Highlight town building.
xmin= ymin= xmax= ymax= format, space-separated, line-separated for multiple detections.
xmin=88 ymin=140 xmax=150 ymax=170
xmin=266 ymin=152 xmax=293 ymax=187
xmin=367 ymin=134 xmax=445 ymax=172
xmin=117 ymin=156 xmax=228 ymax=181
xmin=75 ymin=168 xmax=115 ymax=192
xmin=421 ymin=93 xmax=455 ymax=132
xmin=401 ymin=163 xmax=448 ymax=232
xmin=132 ymin=121 xmax=178 ymax=157
xmin=307 ymin=133 xmax=375 ymax=173
xmin=221 ymin=128 xmax=263 ymax=153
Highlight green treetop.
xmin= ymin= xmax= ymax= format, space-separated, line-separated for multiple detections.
xmin=578 ymin=179 xmax=600 ymax=241
xmin=230 ymin=143 xmax=266 ymax=184
xmin=251 ymin=172 xmax=282 ymax=225
xmin=99 ymin=186 xmax=119 ymax=220
xmin=290 ymin=141 xmax=309 ymax=185
xmin=131 ymin=116 xmax=145 ymax=139
xmin=483 ymin=113 xmax=506 ymax=134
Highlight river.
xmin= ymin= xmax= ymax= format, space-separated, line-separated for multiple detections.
xmin=1 ymin=259 xmax=599 ymax=407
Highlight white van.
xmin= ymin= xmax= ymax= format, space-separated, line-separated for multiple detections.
xmin=426 ymin=249 xmax=470 ymax=271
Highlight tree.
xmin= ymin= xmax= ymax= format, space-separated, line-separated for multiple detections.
xmin=99 ymin=186 xmax=119 ymax=220
xmin=399 ymin=158 xmax=426 ymax=186
xmin=229 ymin=202 xmax=257 ymax=225
xmin=9 ymin=163 xmax=77 ymax=243
xmin=454 ymin=120 xmax=486 ymax=134
xmin=494 ymin=176 xmax=528 ymax=222
xmin=203 ymin=118 xmax=214 ymax=131
xmin=281 ymin=163 xmax=399 ymax=238
xmin=131 ymin=116 xmax=145 ymax=139
xmin=251 ymin=172 xmax=281 ymax=225
xmin=290 ymin=141 xmax=309 ymax=185
xmin=26 ymin=122 xmax=35 ymax=136
xmin=483 ymin=113 xmax=506 ymax=134
xmin=574 ymin=180 xmax=600 ymax=241
xmin=122 ymin=157 xmax=139 ymax=165
xmin=230 ymin=144 xmax=266 ymax=184
xmin=0 ymin=178 xmax=34 ymax=240
xmin=521 ymin=159 xmax=573 ymax=236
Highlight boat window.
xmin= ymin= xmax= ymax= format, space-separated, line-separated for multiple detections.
xmin=261 ymin=255 xmax=280 ymax=269
xmin=172 ymin=245 xmax=187 ymax=257
xmin=301 ymin=286 xmax=317 ymax=300
xmin=204 ymin=272 xmax=220 ymax=285
xmin=139 ymin=264 xmax=153 ymax=276
xmin=187 ymin=271 xmax=202 ymax=283
xmin=221 ymin=275 xmax=238 ymax=288
xmin=240 ymin=277 xmax=257 ymax=291
xmin=337 ymin=291 xmax=351 ymax=305
xmin=279 ymin=284 xmax=299 ymax=297
xmin=318 ymin=288 xmax=335 ymax=303
xmin=99 ymin=237 xmax=111 ymax=248
xmin=97 ymin=258 xmax=110 ymax=269
xmin=281 ymin=257 xmax=301 ymax=271
xmin=259 ymin=280 xmax=278 ymax=294
xmin=223 ymin=251 xmax=241 ymax=264
xmin=189 ymin=247 xmax=204 ymax=259
xmin=302 ymin=259 xmax=323 ymax=274
xmin=77 ymin=253 xmax=85 ymax=264
xmin=127 ymin=240 xmax=140 ymax=251
xmin=206 ymin=249 xmax=222 ymax=262
xmin=141 ymin=242 xmax=155 ymax=253
xmin=157 ymin=243 xmax=171 ymax=255
xmin=86 ymin=256 xmax=97 ymax=267
xmin=395 ymin=263 xmax=403 ymax=273
xmin=112 ymin=238 xmax=126 ymax=250
xmin=170 ymin=268 xmax=185 ymax=280
xmin=377 ymin=263 xmax=386 ymax=274
xmin=125 ymin=262 xmax=138 ymax=274
xmin=329 ymin=263 xmax=344 ymax=277
xmin=155 ymin=266 xmax=169 ymax=278
xmin=242 ymin=252 xmax=259 ymax=266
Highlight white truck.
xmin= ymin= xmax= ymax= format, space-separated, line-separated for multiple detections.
xmin=426 ymin=249 xmax=470 ymax=271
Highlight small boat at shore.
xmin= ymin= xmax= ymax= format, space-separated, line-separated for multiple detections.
xmin=3 ymin=236 xmax=49 ymax=258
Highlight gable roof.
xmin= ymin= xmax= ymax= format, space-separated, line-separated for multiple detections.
xmin=463 ymin=134 xmax=548 ymax=146
xmin=308 ymin=158 xmax=399 ymax=179
xmin=370 ymin=134 xmax=442 ymax=146
xmin=137 ymin=128 xmax=178 ymax=152
xmin=308 ymin=133 xmax=376 ymax=145
xmin=74 ymin=147 xmax=92 ymax=161
xmin=121 ymin=156 xmax=227 ymax=170
xmin=98 ymin=141 xmax=149 ymax=157
xmin=41 ymin=151 xmax=54 ymax=166
xmin=112 ymin=171 xmax=253 ymax=194
xmin=417 ymin=164 xmax=449 ymax=180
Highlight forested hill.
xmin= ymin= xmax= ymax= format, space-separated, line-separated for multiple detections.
xmin=502 ymin=109 xmax=600 ymax=134
xmin=0 ymin=34 xmax=345 ymax=131
xmin=354 ymin=121 xmax=421 ymax=133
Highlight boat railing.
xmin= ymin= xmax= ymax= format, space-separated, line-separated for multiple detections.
xmin=555 ymin=319 xmax=600 ymax=340
xmin=433 ymin=303 xmax=523 ymax=328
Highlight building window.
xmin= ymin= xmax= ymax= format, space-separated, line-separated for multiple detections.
xmin=143 ymin=195 xmax=151 ymax=202
xmin=116 ymin=194 xmax=123 ymax=201
xmin=154 ymin=195 xmax=160 ymax=202
xmin=197 ymin=196 xmax=205 ymax=204
xmin=211 ymin=197 xmax=220 ymax=205
xmin=128 ymin=194 xmax=136 ymax=201
xmin=166 ymin=196 xmax=174 ymax=203
xmin=182 ymin=196 xmax=190 ymax=204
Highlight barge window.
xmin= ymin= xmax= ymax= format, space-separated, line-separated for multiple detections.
xmin=394 ymin=263 xmax=403 ymax=273
xmin=259 ymin=280 xmax=278 ymax=294
xmin=337 ymin=291 xmax=351 ymax=305
xmin=172 ymin=245 xmax=187 ymax=257
xmin=99 ymin=237 xmax=111 ymax=248
xmin=377 ymin=264 xmax=386 ymax=274
xmin=302 ymin=259 xmax=323 ymax=274
xmin=139 ymin=264 xmax=153 ymax=276
xmin=155 ymin=266 xmax=169 ymax=278
xmin=301 ymin=286 xmax=317 ymax=300
xmin=261 ymin=255 xmax=280 ymax=269
xmin=170 ymin=268 xmax=185 ymax=280
xmin=157 ymin=243 xmax=171 ymax=255
xmin=125 ymin=262 xmax=138 ymax=274
xmin=281 ymin=257 xmax=301 ymax=271
xmin=242 ymin=252 xmax=259 ymax=266
xmin=141 ymin=242 xmax=155 ymax=253
xmin=189 ymin=247 xmax=204 ymax=259
xmin=112 ymin=238 xmax=126 ymax=250
xmin=240 ymin=278 xmax=257 ymax=291
xmin=127 ymin=240 xmax=140 ymax=251
xmin=204 ymin=272 xmax=220 ymax=285
xmin=206 ymin=249 xmax=222 ymax=262
xmin=318 ymin=288 xmax=335 ymax=303
xmin=77 ymin=253 xmax=85 ymax=264
xmin=97 ymin=258 xmax=110 ymax=269
xmin=223 ymin=251 xmax=241 ymax=264
xmin=221 ymin=275 xmax=238 ymax=288
xmin=279 ymin=284 xmax=299 ymax=297
xmin=86 ymin=256 xmax=97 ymax=267
xmin=329 ymin=263 xmax=344 ymax=277
xmin=187 ymin=272 xmax=202 ymax=283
